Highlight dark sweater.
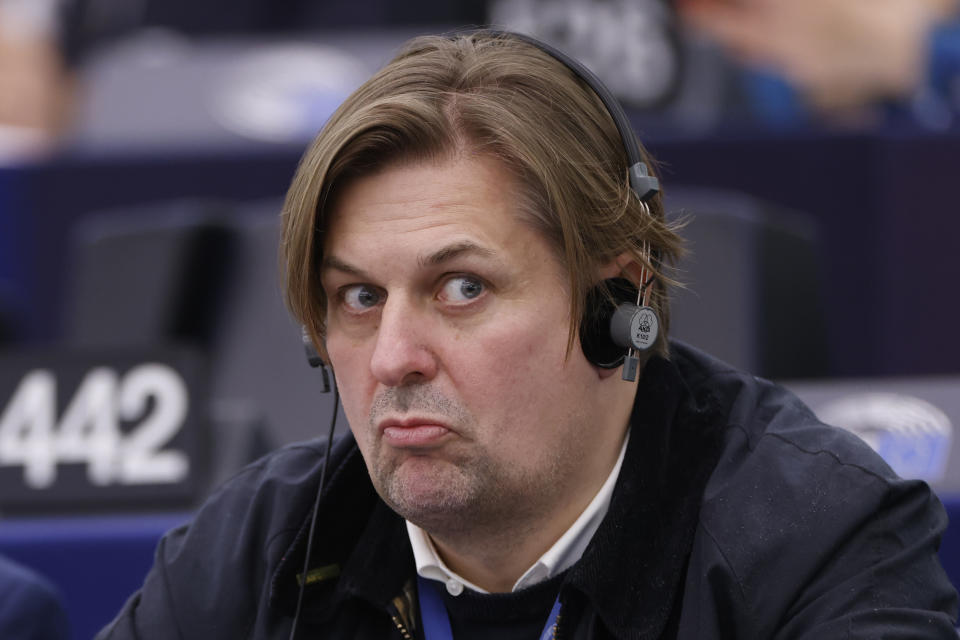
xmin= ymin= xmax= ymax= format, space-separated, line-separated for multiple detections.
xmin=432 ymin=572 xmax=566 ymax=640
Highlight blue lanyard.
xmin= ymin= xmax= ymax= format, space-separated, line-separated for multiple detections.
xmin=417 ymin=576 xmax=562 ymax=640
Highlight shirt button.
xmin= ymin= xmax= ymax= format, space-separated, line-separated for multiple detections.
xmin=445 ymin=579 xmax=464 ymax=596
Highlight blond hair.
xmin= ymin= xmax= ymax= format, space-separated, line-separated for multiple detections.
xmin=282 ymin=31 xmax=684 ymax=360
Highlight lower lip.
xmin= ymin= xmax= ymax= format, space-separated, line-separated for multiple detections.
xmin=382 ymin=424 xmax=451 ymax=447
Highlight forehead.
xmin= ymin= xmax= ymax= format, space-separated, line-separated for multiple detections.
xmin=322 ymin=156 xmax=550 ymax=267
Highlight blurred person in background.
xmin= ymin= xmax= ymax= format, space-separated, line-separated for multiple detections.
xmin=0 ymin=0 xmax=487 ymax=158
xmin=0 ymin=0 xmax=73 ymax=158
xmin=6 ymin=0 xmax=959 ymax=156
xmin=679 ymin=0 xmax=960 ymax=128
xmin=0 ymin=554 xmax=70 ymax=640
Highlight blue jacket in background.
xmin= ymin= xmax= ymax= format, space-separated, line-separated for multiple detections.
xmin=0 ymin=555 xmax=70 ymax=640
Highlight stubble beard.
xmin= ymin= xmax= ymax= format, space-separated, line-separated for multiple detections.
xmin=363 ymin=384 xmax=558 ymax=539
xmin=376 ymin=450 xmax=505 ymax=536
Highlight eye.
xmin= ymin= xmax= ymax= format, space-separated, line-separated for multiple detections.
xmin=341 ymin=284 xmax=384 ymax=312
xmin=439 ymin=276 xmax=485 ymax=304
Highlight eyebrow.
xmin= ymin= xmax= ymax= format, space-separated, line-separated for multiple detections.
xmin=321 ymin=255 xmax=368 ymax=278
xmin=420 ymin=241 xmax=496 ymax=268
xmin=323 ymin=241 xmax=496 ymax=278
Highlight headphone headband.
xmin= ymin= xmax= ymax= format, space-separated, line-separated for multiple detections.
xmin=471 ymin=29 xmax=664 ymax=379
xmin=474 ymin=29 xmax=661 ymax=202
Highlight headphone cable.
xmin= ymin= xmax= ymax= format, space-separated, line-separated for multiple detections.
xmin=288 ymin=383 xmax=339 ymax=640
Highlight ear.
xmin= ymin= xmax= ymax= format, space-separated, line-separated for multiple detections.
xmin=597 ymin=252 xmax=646 ymax=288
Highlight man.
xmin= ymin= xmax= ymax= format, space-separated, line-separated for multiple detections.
xmin=98 ymin=31 xmax=958 ymax=638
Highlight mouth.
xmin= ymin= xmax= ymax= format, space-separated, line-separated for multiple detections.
xmin=378 ymin=417 xmax=453 ymax=448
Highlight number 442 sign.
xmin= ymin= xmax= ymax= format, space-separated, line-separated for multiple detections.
xmin=0 ymin=348 xmax=207 ymax=512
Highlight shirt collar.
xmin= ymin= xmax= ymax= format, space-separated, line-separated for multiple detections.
xmin=407 ymin=430 xmax=630 ymax=595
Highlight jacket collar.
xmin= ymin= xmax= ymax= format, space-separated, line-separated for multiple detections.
xmin=563 ymin=346 xmax=726 ymax=639
xmin=269 ymin=442 xmax=412 ymax=621
xmin=270 ymin=343 xmax=726 ymax=638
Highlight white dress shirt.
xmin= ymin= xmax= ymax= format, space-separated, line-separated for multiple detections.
xmin=407 ymin=431 xmax=630 ymax=596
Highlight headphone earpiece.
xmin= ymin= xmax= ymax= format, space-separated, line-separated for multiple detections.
xmin=580 ymin=278 xmax=636 ymax=369
xmin=580 ymin=277 xmax=660 ymax=378
xmin=301 ymin=327 xmax=332 ymax=393
xmin=610 ymin=301 xmax=660 ymax=352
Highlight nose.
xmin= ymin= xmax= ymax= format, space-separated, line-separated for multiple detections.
xmin=369 ymin=295 xmax=438 ymax=387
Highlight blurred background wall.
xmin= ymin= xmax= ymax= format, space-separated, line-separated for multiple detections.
xmin=1 ymin=1 xmax=959 ymax=637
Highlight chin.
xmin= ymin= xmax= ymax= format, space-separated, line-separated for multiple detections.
xmin=377 ymin=456 xmax=481 ymax=526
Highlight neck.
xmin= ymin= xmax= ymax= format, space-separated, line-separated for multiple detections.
xmin=428 ymin=523 xmax=553 ymax=592
xmin=416 ymin=367 xmax=637 ymax=593
xmin=427 ymin=429 xmax=628 ymax=593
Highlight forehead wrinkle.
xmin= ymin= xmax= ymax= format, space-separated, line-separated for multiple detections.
xmin=323 ymin=239 xmax=496 ymax=282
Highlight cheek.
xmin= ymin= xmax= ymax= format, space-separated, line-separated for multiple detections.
xmin=456 ymin=318 xmax=550 ymax=387
xmin=452 ymin=313 xmax=589 ymax=446
xmin=326 ymin=337 xmax=376 ymax=439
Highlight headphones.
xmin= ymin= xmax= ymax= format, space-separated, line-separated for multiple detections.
xmin=501 ymin=32 xmax=663 ymax=383
xmin=289 ymin=29 xmax=661 ymax=639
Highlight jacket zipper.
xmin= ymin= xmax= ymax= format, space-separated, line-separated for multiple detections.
xmin=390 ymin=613 xmax=414 ymax=640
xmin=387 ymin=601 xmax=414 ymax=640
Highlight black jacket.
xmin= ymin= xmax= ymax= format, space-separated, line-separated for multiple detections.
xmin=97 ymin=343 xmax=959 ymax=639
